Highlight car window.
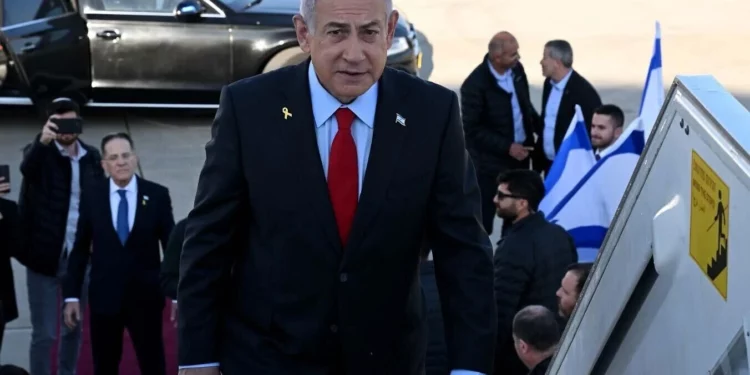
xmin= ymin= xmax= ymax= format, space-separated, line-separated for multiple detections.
xmin=86 ymin=0 xmax=176 ymax=12
xmin=2 ymin=0 xmax=73 ymax=27
xmin=82 ymin=0 xmax=219 ymax=14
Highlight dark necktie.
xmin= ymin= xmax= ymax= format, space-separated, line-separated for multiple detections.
xmin=595 ymin=153 xmax=601 ymax=161
xmin=117 ymin=189 xmax=130 ymax=245
xmin=328 ymin=108 xmax=358 ymax=246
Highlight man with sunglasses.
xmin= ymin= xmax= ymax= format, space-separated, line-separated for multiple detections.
xmin=490 ymin=170 xmax=577 ymax=375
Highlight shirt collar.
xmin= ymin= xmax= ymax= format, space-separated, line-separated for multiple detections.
xmin=487 ymin=60 xmax=512 ymax=81
xmin=551 ymin=69 xmax=573 ymax=90
xmin=110 ymin=175 xmax=137 ymax=195
xmin=54 ymin=140 xmax=87 ymax=160
xmin=308 ymin=62 xmax=378 ymax=129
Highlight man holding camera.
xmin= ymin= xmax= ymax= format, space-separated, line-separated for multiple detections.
xmin=17 ymin=98 xmax=104 ymax=375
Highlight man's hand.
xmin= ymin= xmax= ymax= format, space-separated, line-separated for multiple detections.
xmin=63 ymin=301 xmax=81 ymax=329
xmin=170 ymin=300 xmax=178 ymax=328
xmin=0 ymin=176 xmax=9 ymax=196
xmin=508 ymin=143 xmax=529 ymax=161
xmin=40 ymin=117 xmax=59 ymax=145
xmin=178 ymin=368 xmax=220 ymax=375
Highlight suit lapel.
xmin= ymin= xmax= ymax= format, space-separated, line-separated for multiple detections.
xmin=541 ymin=79 xmax=551 ymax=117
xmin=345 ymin=69 xmax=408 ymax=251
xmin=101 ymin=180 xmax=121 ymax=245
xmin=128 ymin=176 xmax=148 ymax=245
xmin=282 ymin=61 xmax=342 ymax=254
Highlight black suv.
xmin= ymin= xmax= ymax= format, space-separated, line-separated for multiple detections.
xmin=0 ymin=0 xmax=422 ymax=109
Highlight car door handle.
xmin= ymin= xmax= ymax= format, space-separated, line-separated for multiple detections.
xmin=96 ymin=30 xmax=121 ymax=40
xmin=20 ymin=42 xmax=37 ymax=53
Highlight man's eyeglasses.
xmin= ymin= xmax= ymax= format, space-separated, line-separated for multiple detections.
xmin=496 ymin=191 xmax=525 ymax=200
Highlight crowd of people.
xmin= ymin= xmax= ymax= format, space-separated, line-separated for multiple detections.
xmin=0 ymin=0 xmax=630 ymax=374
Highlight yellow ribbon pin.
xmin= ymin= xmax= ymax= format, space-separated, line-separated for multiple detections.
xmin=282 ymin=107 xmax=292 ymax=120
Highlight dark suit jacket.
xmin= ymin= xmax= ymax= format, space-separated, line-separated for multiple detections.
xmin=534 ymin=70 xmax=601 ymax=171
xmin=460 ymin=57 xmax=538 ymax=176
xmin=420 ymin=261 xmax=449 ymax=375
xmin=0 ymin=198 xmax=19 ymax=324
xmin=493 ymin=212 xmax=577 ymax=374
xmin=64 ymin=176 xmax=174 ymax=315
xmin=178 ymin=61 xmax=497 ymax=375
xmin=160 ymin=217 xmax=186 ymax=300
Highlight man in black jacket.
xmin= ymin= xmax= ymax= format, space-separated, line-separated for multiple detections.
xmin=18 ymin=98 xmax=104 ymax=375
xmin=491 ymin=170 xmax=577 ymax=375
xmin=0 ymin=186 xmax=20 ymax=356
xmin=534 ymin=40 xmax=602 ymax=175
xmin=460 ymin=31 xmax=539 ymax=236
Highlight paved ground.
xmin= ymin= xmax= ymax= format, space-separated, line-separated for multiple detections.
xmin=2 ymin=0 xmax=750 ymax=368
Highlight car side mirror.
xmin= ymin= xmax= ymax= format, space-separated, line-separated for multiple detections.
xmin=174 ymin=0 xmax=203 ymax=22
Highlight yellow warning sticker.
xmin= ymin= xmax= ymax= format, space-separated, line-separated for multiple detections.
xmin=689 ymin=150 xmax=729 ymax=300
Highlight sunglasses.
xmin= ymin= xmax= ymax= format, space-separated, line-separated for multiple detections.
xmin=496 ymin=191 xmax=525 ymax=200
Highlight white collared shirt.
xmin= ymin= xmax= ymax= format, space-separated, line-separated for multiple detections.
xmin=109 ymin=176 xmax=137 ymax=231
xmin=308 ymin=62 xmax=378 ymax=197
xmin=543 ymin=69 xmax=574 ymax=160
xmin=487 ymin=62 xmax=525 ymax=144
xmin=55 ymin=141 xmax=88 ymax=256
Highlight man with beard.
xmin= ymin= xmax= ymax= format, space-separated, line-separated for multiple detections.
xmin=17 ymin=98 xmax=104 ymax=375
xmin=590 ymin=105 xmax=624 ymax=159
xmin=556 ymin=262 xmax=592 ymax=324
xmin=491 ymin=170 xmax=577 ymax=375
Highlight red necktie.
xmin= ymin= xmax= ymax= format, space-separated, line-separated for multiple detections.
xmin=328 ymin=108 xmax=358 ymax=245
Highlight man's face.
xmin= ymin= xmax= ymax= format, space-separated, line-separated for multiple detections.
xmin=512 ymin=334 xmax=532 ymax=368
xmin=556 ymin=271 xmax=580 ymax=319
xmin=53 ymin=111 xmax=79 ymax=146
xmin=494 ymin=183 xmax=522 ymax=220
xmin=540 ymin=47 xmax=558 ymax=78
xmin=293 ymin=0 xmax=398 ymax=103
xmin=591 ymin=113 xmax=622 ymax=149
xmin=101 ymin=138 xmax=137 ymax=183
xmin=491 ymin=41 xmax=520 ymax=70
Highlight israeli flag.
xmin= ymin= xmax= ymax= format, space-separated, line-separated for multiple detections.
xmin=547 ymin=117 xmax=646 ymax=262
xmin=639 ymin=21 xmax=665 ymax=140
xmin=539 ymin=105 xmax=595 ymax=217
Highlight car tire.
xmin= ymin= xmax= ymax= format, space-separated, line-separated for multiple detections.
xmin=262 ymin=47 xmax=309 ymax=73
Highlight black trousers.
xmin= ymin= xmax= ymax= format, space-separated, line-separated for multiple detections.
xmin=90 ymin=300 xmax=166 ymax=375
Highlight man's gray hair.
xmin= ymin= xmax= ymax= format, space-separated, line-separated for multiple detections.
xmin=300 ymin=0 xmax=394 ymax=33
xmin=544 ymin=39 xmax=573 ymax=68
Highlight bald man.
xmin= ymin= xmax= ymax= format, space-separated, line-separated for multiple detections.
xmin=460 ymin=32 xmax=539 ymax=237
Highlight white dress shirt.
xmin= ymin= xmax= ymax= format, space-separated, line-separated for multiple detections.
xmin=182 ymin=66 xmax=485 ymax=375
xmin=487 ymin=61 xmax=526 ymax=144
xmin=543 ymin=69 xmax=573 ymax=160
xmin=109 ymin=176 xmax=137 ymax=231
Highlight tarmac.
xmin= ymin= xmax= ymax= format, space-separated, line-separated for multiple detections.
xmin=2 ymin=0 xmax=750 ymax=368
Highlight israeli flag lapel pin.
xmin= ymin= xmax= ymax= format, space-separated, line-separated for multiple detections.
xmin=395 ymin=113 xmax=406 ymax=126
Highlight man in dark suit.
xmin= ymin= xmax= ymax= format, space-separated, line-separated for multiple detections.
xmin=0 ymin=185 xmax=20 ymax=356
xmin=176 ymin=0 xmax=496 ymax=374
xmin=62 ymin=133 xmax=175 ymax=375
xmin=461 ymin=31 xmax=539 ymax=236
xmin=534 ymin=40 xmax=602 ymax=174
